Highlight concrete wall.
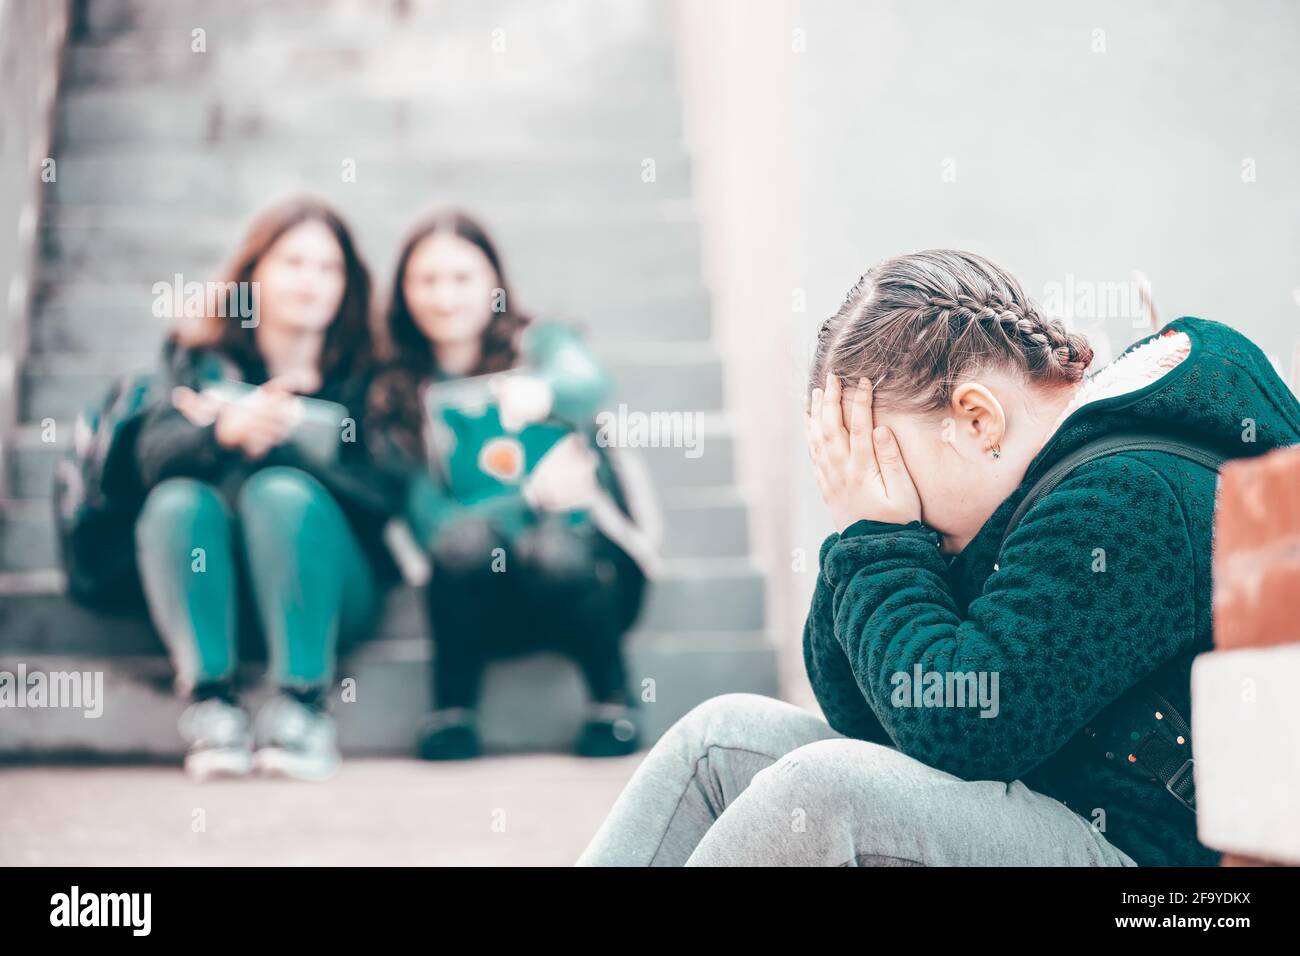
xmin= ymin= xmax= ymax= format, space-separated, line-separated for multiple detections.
xmin=0 ymin=0 xmax=68 ymax=498
xmin=676 ymin=0 xmax=1300 ymax=702
xmin=671 ymin=0 xmax=808 ymax=697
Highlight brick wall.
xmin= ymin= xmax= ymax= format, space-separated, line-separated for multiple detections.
xmin=1197 ymin=444 xmax=1300 ymax=865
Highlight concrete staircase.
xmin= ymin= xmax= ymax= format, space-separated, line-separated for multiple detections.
xmin=0 ymin=0 xmax=778 ymax=757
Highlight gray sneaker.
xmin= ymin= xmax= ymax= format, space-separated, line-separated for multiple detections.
xmin=253 ymin=693 xmax=340 ymax=781
xmin=178 ymin=697 xmax=254 ymax=781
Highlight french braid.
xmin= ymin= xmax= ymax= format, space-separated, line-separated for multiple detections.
xmin=811 ymin=250 xmax=1093 ymax=414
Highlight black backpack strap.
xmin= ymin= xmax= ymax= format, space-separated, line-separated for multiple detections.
xmin=1132 ymin=690 xmax=1197 ymax=813
xmin=998 ymin=432 xmax=1227 ymax=552
xmin=997 ymin=431 xmax=1226 ymax=816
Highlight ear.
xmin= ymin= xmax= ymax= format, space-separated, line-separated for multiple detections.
xmin=949 ymin=381 xmax=1006 ymax=451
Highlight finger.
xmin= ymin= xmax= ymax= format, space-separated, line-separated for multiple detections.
xmin=262 ymin=377 xmax=293 ymax=396
xmin=811 ymin=458 xmax=831 ymax=502
xmin=820 ymin=373 xmax=847 ymax=451
xmin=872 ymin=425 xmax=910 ymax=496
xmin=261 ymin=395 xmax=300 ymax=430
xmin=195 ymin=394 xmax=222 ymax=415
xmin=245 ymin=424 xmax=284 ymax=450
xmin=242 ymin=435 xmax=273 ymax=459
xmin=264 ymin=369 xmax=319 ymax=395
xmin=258 ymin=389 xmax=299 ymax=425
xmin=243 ymin=407 xmax=285 ymax=438
xmin=807 ymin=390 xmax=825 ymax=457
xmin=171 ymin=387 xmax=207 ymax=425
xmin=847 ymin=377 xmax=878 ymax=476
xmin=257 ymin=419 xmax=291 ymax=447
xmin=809 ymin=426 xmax=838 ymax=490
xmin=816 ymin=377 xmax=847 ymax=468
xmin=250 ymin=406 xmax=293 ymax=438
xmin=257 ymin=387 xmax=295 ymax=409
xmin=807 ymin=409 xmax=834 ymax=471
xmin=499 ymin=404 xmax=523 ymax=433
xmin=280 ymin=396 xmax=306 ymax=430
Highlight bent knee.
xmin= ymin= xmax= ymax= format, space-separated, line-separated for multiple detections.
xmin=429 ymin=516 xmax=502 ymax=574
xmin=512 ymin=523 xmax=593 ymax=582
xmin=137 ymin=478 xmax=228 ymax=534
xmin=672 ymin=692 xmax=794 ymax=738
xmin=236 ymin=466 xmax=329 ymax=517
xmin=752 ymin=737 xmax=925 ymax=809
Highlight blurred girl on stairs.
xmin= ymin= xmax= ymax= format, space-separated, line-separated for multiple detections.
xmin=131 ymin=197 xmax=404 ymax=782
xmin=369 ymin=210 xmax=659 ymax=761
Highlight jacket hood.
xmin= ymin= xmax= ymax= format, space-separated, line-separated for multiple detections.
xmin=945 ymin=317 xmax=1300 ymax=591
xmin=1024 ymin=316 xmax=1300 ymax=486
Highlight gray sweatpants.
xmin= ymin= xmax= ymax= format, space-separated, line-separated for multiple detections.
xmin=577 ymin=693 xmax=1139 ymax=866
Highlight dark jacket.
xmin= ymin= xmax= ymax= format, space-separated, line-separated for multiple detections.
xmin=133 ymin=339 xmax=406 ymax=583
xmin=803 ymin=317 xmax=1300 ymax=866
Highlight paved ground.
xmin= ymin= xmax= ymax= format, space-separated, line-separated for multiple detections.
xmin=0 ymin=755 xmax=641 ymax=866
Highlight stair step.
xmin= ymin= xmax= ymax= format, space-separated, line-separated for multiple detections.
xmin=43 ymin=198 xmax=702 ymax=233
xmin=0 ymin=630 xmax=776 ymax=756
xmin=0 ymin=582 xmax=766 ymax=656
xmin=37 ymin=252 xmax=707 ymax=293
xmin=69 ymin=0 xmax=676 ymax=62
xmin=28 ymin=291 xmax=712 ymax=353
xmin=0 ymin=549 xmax=764 ymax=630
xmin=38 ymin=212 xmax=705 ymax=297
xmin=42 ymin=208 xmax=703 ymax=272
xmin=64 ymin=45 xmax=678 ymax=99
xmin=0 ymin=566 xmax=765 ymax=659
xmin=19 ymin=346 xmax=725 ymax=424
xmin=59 ymin=89 xmax=684 ymax=149
xmin=0 ymin=570 xmax=64 ymax=595
xmin=48 ymin=150 xmax=693 ymax=210
xmin=32 ymin=271 xmax=713 ymax=350
xmin=6 ymin=413 xmax=736 ymax=498
xmin=0 ymin=482 xmax=751 ymax=569
xmin=70 ymin=0 xmax=676 ymax=63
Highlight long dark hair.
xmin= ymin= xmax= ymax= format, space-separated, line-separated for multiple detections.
xmin=177 ymin=195 xmax=374 ymax=384
xmin=372 ymin=209 xmax=532 ymax=458
xmin=385 ymin=208 xmax=530 ymax=377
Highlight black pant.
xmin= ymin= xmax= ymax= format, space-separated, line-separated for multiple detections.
xmin=425 ymin=513 xmax=646 ymax=710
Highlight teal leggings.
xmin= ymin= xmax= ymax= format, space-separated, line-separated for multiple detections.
xmin=134 ymin=466 xmax=378 ymax=694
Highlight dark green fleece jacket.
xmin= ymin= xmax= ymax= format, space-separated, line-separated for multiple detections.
xmin=803 ymin=317 xmax=1300 ymax=866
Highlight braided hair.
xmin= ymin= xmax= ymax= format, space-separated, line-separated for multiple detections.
xmin=811 ymin=250 xmax=1093 ymax=414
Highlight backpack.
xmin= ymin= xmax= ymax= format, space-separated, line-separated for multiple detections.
xmin=52 ymin=372 xmax=159 ymax=610
xmin=995 ymin=431 xmax=1233 ymax=815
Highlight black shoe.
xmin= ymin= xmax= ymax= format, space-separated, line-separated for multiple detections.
xmin=417 ymin=708 xmax=481 ymax=761
xmin=575 ymin=703 xmax=640 ymax=758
